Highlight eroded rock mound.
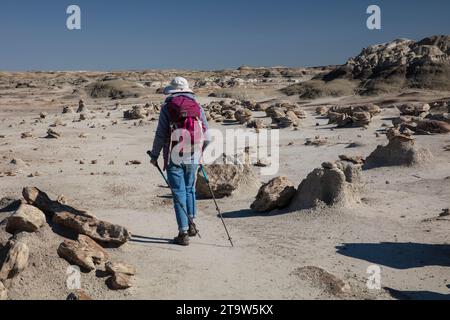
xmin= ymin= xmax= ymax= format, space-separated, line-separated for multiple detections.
xmin=364 ymin=128 xmax=432 ymax=169
xmin=196 ymin=155 xmax=260 ymax=199
xmin=86 ymin=80 xmax=149 ymax=99
xmin=290 ymin=162 xmax=362 ymax=210
xmin=251 ymin=177 xmax=296 ymax=212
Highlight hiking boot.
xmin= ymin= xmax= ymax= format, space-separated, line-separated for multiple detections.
xmin=174 ymin=232 xmax=190 ymax=246
xmin=188 ymin=223 xmax=199 ymax=237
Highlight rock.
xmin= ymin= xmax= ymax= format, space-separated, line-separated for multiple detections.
xmin=246 ymin=119 xmax=265 ymax=130
xmin=105 ymin=262 xmax=136 ymax=276
xmin=67 ymin=289 xmax=93 ymax=300
xmin=251 ymin=177 xmax=296 ymax=212
xmin=234 ymin=108 xmax=253 ymax=124
xmin=364 ymin=128 xmax=432 ymax=169
xmin=0 ymin=281 xmax=7 ymax=300
xmin=0 ymin=239 xmax=29 ymax=281
xmin=316 ymin=106 xmax=330 ymax=116
xmin=39 ymin=112 xmax=48 ymax=119
xmin=21 ymin=132 xmax=32 ymax=139
xmin=124 ymin=106 xmax=147 ymax=120
xmin=107 ymin=273 xmax=133 ymax=290
xmin=255 ymin=158 xmax=271 ymax=167
xmin=22 ymin=187 xmax=94 ymax=218
xmin=125 ymin=160 xmax=141 ymax=165
xmin=338 ymin=155 xmax=365 ymax=165
xmin=77 ymin=100 xmax=87 ymax=113
xmin=414 ymin=120 xmax=450 ymax=134
xmin=6 ymin=203 xmax=46 ymax=234
xmin=196 ymin=155 xmax=260 ymax=199
xmin=79 ymin=113 xmax=86 ymax=121
xmin=10 ymin=158 xmax=26 ymax=166
xmin=439 ymin=208 xmax=450 ymax=217
xmin=62 ymin=106 xmax=74 ymax=114
xmin=278 ymin=111 xmax=300 ymax=128
xmin=57 ymin=235 xmax=110 ymax=271
xmin=293 ymin=266 xmax=351 ymax=297
xmin=397 ymin=103 xmax=431 ymax=117
xmin=46 ymin=128 xmax=61 ymax=139
xmin=53 ymin=211 xmax=131 ymax=247
xmin=290 ymin=162 xmax=362 ymax=210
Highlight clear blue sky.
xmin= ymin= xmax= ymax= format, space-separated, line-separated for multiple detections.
xmin=0 ymin=0 xmax=449 ymax=71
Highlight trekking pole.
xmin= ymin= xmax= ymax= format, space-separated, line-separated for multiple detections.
xmin=147 ymin=151 xmax=201 ymax=239
xmin=199 ymin=164 xmax=234 ymax=247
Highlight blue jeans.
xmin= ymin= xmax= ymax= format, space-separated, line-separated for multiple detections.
xmin=167 ymin=163 xmax=199 ymax=232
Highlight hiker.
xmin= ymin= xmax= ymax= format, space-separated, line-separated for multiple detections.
xmin=149 ymin=77 xmax=211 ymax=246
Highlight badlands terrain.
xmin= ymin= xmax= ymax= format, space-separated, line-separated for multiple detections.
xmin=0 ymin=35 xmax=450 ymax=300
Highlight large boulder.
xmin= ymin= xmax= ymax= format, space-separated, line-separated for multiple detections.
xmin=53 ymin=212 xmax=131 ymax=247
xmin=251 ymin=177 xmax=296 ymax=212
xmin=364 ymin=128 xmax=432 ymax=169
xmin=196 ymin=155 xmax=260 ymax=199
xmin=6 ymin=203 xmax=46 ymax=234
xmin=57 ymin=235 xmax=110 ymax=271
xmin=290 ymin=162 xmax=362 ymax=210
xmin=0 ymin=239 xmax=29 ymax=282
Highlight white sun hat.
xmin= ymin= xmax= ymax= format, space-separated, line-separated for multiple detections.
xmin=163 ymin=77 xmax=194 ymax=95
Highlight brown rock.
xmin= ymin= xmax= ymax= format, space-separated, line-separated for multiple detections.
xmin=6 ymin=203 xmax=46 ymax=234
xmin=107 ymin=273 xmax=133 ymax=290
xmin=105 ymin=262 xmax=136 ymax=276
xmin=22 ymin=187 xmax=94 ymax=219
xmin=0 ymin=239 xmax=29 ymax=281
xmin=57 ymin=235 xmax=110 ymax=271
xmin=46 ymin=129 xmax=61 ymax=139
xmin=53 ymin=211 xmax=131 ymax=247
xmin=67 ymin=289 xmax=93 ymax=300
xmin=251 ymin=177 xmax=296 ymax=212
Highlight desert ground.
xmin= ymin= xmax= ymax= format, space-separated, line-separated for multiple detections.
xmin=1 ymin=36 xmax=450 ymax=300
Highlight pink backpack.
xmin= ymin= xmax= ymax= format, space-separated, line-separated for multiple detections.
xmin=166 ymin=96 xmax=205 ymax=157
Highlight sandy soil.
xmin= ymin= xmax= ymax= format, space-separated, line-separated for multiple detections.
xmin=0 ymin=72 xmax=449 ymax=300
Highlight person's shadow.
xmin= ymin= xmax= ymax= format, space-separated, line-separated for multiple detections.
xmin=130 ymin=235 xmax=173 ymax=245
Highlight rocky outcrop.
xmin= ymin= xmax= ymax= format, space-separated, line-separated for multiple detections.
xmin=251 ymin=177 xmax=296 ymax=212
xmin=364 ymin=128 xmax=432 ymax=169
xmin=290 ymin=162 xmax=362 ymax=210
xmin=283 ymin=35 xmax=450 ymax=97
